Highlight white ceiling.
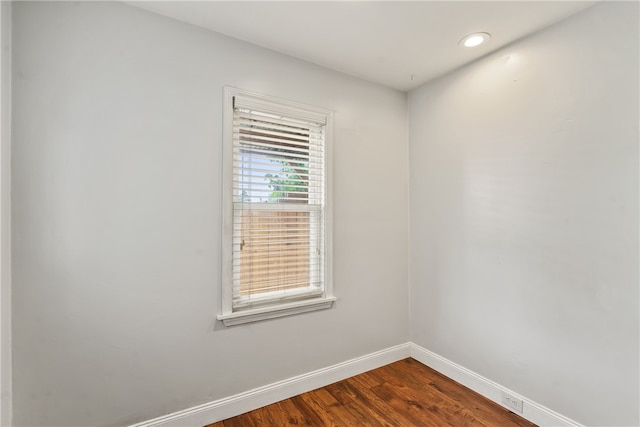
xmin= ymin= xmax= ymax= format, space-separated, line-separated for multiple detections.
xmin=128 ymin=1 xmax=596 ymax=92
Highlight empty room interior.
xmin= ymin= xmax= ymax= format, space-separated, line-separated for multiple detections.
xmin=0 ymin=0 xmax=638 ymax=426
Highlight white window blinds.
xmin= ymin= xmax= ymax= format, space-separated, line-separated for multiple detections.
xmin=231 ymin=95 xmax=327 ymax=309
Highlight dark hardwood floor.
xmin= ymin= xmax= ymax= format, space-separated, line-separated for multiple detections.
xmin=206 ymin=358 xmax=536 ymax=426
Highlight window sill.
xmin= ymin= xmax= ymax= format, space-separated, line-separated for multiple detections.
xmin=217 ymin=296 xmax=336 ymax=326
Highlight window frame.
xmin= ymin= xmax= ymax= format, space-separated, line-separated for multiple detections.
xmin=218 ymin=86 xmax=335 ymax=326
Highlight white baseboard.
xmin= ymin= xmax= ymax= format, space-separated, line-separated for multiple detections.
xmin=409 ymin=343 xmax=584 ymax=427
xmin=131 ymin=342 xmax=582 ymax=427
xmin=129 ymin=343 xmax=411 ymax=427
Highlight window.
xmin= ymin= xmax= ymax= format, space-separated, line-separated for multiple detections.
xmin=218 ymin=87 xmax=335 ymax=326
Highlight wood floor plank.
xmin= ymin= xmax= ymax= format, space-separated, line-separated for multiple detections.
xmin=276 ymin=397 xmax=313 ymax=425
xmin=351 ymin=370 xmax=383 ymax=389
xmin=297 ymin=390 xmax=344 ymax=426
xmin=307 ymin=387 xmax=366 ymax=426
xmin=289 ymin=395 xmax=327 ymax=426
xmin=397 ymin=359 xmax=535 ymax=427
xmin=339 ymin=377 xmax=405 ymax=427
xmin=346 ymin=375 xmax=418 ymax=427
xmin=205 ymin=358 xmax=537 ymax=427
xmin=323 ymin=381 xmax=389 ymax=427
xmin=369 ymin=380 xmax=464 ymax=427
xmin=380 ymin=360 xmax=486 ymax=426
xmin=232 ymin=407 xmax=271 ymax=427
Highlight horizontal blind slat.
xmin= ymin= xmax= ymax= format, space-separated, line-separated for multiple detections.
xmin=233 ymin=203 xmax=322 ymax=212
xmin=236 ymin=133 xmax=312 ymax=150
xmin=232 ymin=221 xmax=311 ymax=228
xmin=233 ymin=166 xmax=317 ymax=179
xmin=234 ymin=117 xmax=314 ymax=136
xmin=235 ymin=146 xmax=313 ymax=162
xmin=233 ymin=182 xmax=311 ymax=192
xmin=234 ymin=97 xmax=327 ymax=125
xmin=233 ymin=277 xmax=319 ymax=292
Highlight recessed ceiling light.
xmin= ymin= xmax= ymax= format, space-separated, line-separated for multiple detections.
xmin=459 ymin=32 xmax=491 ymax=48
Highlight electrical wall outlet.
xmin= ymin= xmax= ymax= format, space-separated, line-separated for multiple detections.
xmin=501 ymin=391 xmax=524 ymax=413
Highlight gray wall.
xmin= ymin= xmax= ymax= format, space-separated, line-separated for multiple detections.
xmin=11 ymin=1 xmax=640 ymax=426
xmin=0 ymin=2 xmax=11 ymax=425
xmin=11 ymin=2 xmax=409 ymax=425
xmin=408 ymin=2 xmax=639 ymax=426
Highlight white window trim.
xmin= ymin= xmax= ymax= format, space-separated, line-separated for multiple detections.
xmin=217 ymin=86 xmax=334 ymax=326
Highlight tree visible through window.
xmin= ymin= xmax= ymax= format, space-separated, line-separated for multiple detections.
xmin=266 ymin=160 xmax=308 ymax=203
